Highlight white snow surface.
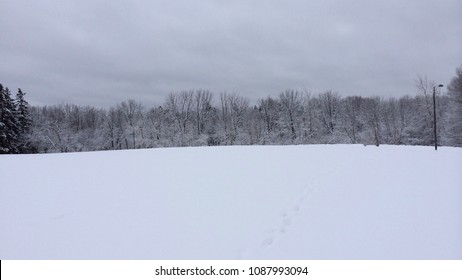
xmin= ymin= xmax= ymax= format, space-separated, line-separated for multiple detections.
xmin=1 ymin=144 xmax=461 ymax=259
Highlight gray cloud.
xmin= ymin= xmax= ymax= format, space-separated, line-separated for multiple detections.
xmin=1 ymin=0 xmax=461 ymax=107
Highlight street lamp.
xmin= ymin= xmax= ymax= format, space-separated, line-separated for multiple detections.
xmin=433 ymin=84 xmax=444 ymax=150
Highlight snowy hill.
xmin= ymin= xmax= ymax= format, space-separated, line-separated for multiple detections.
xmin=1 ymin=145 xmax=461 ymax=259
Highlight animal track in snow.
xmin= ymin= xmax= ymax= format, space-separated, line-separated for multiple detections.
xmin=261 ymin=183 xmax=318 ymax=249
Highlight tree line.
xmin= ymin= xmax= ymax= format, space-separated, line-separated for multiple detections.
xmin=1 ymin=66 xmax=461 ymax=154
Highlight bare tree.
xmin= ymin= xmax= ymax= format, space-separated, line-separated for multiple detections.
xmin=382 ymin=98 xmax=402 ymax=144
xmin=257 ymin=96 xmax=280 ymax=143
xmin=318 ymin=91 xmax=340 ymax=134
xmin=279 ymin=89 xmax=303 ymax=141
xmin=220 ymin=92 xmax=249 ymax=144
xmin=300 ymin=92 xmax=321 ymax=143
xmin=145 ymin=106 xmax=167 ymax=146
xmin=361 ymin=97 xmax=383 ymax=146
xmin=415 ymin=75 xmax=436 ymax=119
xmin=105 ymin=106 xmax=123 ymax=149
xmin=193 ymin=89 xmax=213 ymax=136
xmin=165 ymin=91 xmax=193 ymax=146
xmin=341 ymin=96 xmax=363 ymax=144
xmin=119 ymin=99 xmax=143 ymax=149
xmin=413 ymin=75 xmax=441 ymax=145
xmin=244 ymin=106 xmax=264 ymax=145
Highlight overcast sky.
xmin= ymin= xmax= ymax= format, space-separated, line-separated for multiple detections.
xmin=1 ymin=0 xmax=461 ymax=107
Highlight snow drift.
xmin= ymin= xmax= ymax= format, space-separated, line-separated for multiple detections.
xmin=1 ymin=145 xmax=461 ymax=259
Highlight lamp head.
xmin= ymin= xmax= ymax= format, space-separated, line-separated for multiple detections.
xmin=438 ymin=84 xmax=444 ymax=88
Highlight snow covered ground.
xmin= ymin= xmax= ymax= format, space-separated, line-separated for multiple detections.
xmin=1 ymin=145 xmax=461 ymax=259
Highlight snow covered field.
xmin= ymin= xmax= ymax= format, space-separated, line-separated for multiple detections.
xmin=1 ymin=145 xmax=461 ymax=259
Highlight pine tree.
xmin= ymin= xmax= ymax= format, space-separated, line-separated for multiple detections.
xmin=446 ymin=66 xmax=462 ymax=146
xmin=0 ymin=84 xmax=20 ymax=153
xmin=15 ymin=88 xmax=32 ymax=152
xmin=0 ymin=84 xmax=4 ymax=152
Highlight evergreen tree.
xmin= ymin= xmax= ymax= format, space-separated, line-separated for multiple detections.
xmin=0 ymin=84 xmax=20 ymax=153
xmin=15 ymin=88 xmax=32 ymax=152
xmin=0 ymin=84 xmax=4 ymax=152
xmin=446 ymin=66 xmax=462 ymax=146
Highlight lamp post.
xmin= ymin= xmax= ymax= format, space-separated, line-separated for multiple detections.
xmin=433 ymin=84 xmax=444 ymax=150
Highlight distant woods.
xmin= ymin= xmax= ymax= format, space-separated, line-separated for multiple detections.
xmin=1 ymin=66 xmax=462 ymax=153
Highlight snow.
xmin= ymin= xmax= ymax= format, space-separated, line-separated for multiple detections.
xmin=1 ymin=145 xmax=461 ymax=259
